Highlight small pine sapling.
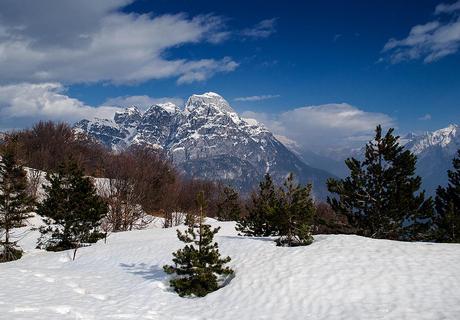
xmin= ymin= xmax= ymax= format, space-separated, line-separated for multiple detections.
xmin=163 ymin=191 xmax=234 ymax=297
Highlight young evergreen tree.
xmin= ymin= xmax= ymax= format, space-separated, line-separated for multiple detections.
xmin=435 ymin=150 xmax=460 ymax=242
xmin=216 ymin=186 xmax=242 ymax=221
xmin=37 ymin=159 xmax=107 ymax=259
xmin=236 ymin=173 xmax=279 ymax=236
xmin=327 ymin=125 xmax=434 ymax=240
xmin=0 ymin=145 xmax=32 ymax=262
xmin=163 ymin=191 xmax=234 ymax=297
xmin=276 ymin=173 xmax=315 ymax=246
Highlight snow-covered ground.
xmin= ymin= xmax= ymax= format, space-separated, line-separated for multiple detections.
xmin=1 ymin=219 xmax=460 ymax=320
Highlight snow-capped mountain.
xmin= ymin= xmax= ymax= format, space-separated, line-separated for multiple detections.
xmin=74 ymin=92 xmax=334 ymax=198
xmin=403 ymin=124 xmax=459 ymax=194
xmin=404 ymin=124 xmax=459 ymax=156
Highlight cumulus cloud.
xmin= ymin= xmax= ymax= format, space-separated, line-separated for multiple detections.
xmin=104 ymin=95 xmax=184 ymax=110
xmin=0 ymin=83 xmax=121 ymax=130
xmin=382 ymin=1 xmax=460 ymax=63
xmin=234 ymin=94 xmax=280 ymax=102
xmin=241 ymin=18 xmax=277 ymax=39
xmin=0 ymin=0 xmax=237 ymax=85
xmin=242 ymin=103 xmax=395 ymax=152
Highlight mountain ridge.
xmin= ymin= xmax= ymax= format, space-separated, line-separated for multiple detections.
xmin=74 ymin=92 xmax=335 ymax=199
xmin=402 ymin=124 xmax=459 ymax=194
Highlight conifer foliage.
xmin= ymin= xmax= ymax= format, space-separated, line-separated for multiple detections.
xmin=327 ymin=125 xmax=434 ymax=240
xmin=236 ymin=173 xmax=316 ymax=247
xmin=164 ymin=191 xmax=234 ymax=297
xmin=0 ymin=144 xmax=32 ymax=262
xmin=276 ymin=173 xmax=315 ymax=246
xmin=236 ymin=174 xmax=279 ymax=237
xmin=435 ymin=149 xmax=460 ymax=242
xmin=216 ymin=186 xmax=242 ymax=221
xmin=37 ymin=159 xmax=107 ymax=259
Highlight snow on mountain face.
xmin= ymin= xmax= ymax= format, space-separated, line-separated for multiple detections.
xmin=405 ymin=124 xmax=459 ymax=156
xmin=401 ymin=124 xmax=460 ymax=195
xmin=74 ymin=93 xmax=333 ymax=198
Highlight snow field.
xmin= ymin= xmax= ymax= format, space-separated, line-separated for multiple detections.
xmin=0 ymin=220 xmax=459 ymax=320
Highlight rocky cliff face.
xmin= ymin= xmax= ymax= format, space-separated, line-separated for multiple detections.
xmin=74 ymin=92 xmax=334 ymax=198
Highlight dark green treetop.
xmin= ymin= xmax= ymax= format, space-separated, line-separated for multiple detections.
xmin=327 ymin=125 xmax=434 ymax=240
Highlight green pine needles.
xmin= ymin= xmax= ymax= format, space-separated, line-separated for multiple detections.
xmin=327 ymin=125 xmax=434 ymax=241
xmin=236 ymin=173 xmax=316 ymax=246
xmin=435 ymin=149 xmax=460 ymax=242
xmin=236 ymin=174 xmax=280 ymax=237
xmin=0 ymin=143 xmax=33 ymax=262
xmin=216 ymin=186 xmax=242 ymax=221
xmin=276 ymin=173 xmax=315 ymax=246
xmin=164 ymin=191 xmax=234 ymax=297
xmin=37 ymin=159 xmax=108 ymax=259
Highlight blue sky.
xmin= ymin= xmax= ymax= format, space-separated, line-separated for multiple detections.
xmin=0 ymin=0 xmax=459 ymax=151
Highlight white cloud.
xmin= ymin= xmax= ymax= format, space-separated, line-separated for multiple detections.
xmin=418 ymin=113 xmax=432 ymax=121
xmin=0 ymin=83 xmax=121 ymax=130
xmin=104 ymin=95 xmax=184 ymax=110
xmin=176 ymin=57 xmax=238 ymax=84
xmin=241 ymin=18 xmax=277 ymax=39
xmin=242 ymin=103 xmax=395 ymax=152
xmin=383 ymin=2 xmax=460 ymax=63
xmin=435 ymin=0 xmax=460 ymax=14
xmin=234 ymin=94 xmax=280 ymax=102
xmin=0 ymin=83 xmax=191 ymax=130
xmin=0 ymin=1 xmax=237 ymax=85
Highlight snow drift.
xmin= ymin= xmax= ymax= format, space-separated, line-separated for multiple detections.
xmin=0 ymin=219 xmax=459 ymax=319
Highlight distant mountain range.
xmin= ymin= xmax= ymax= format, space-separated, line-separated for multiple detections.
xmin=403 ymin=124 xmax=459 ymax=195
xmin=74 ymin=92 xmax=334 ymax=199
xmin=283 ymin=124 xmax=460 ymax=196
xmin=73 ymin=92 xmax=459 ymax=198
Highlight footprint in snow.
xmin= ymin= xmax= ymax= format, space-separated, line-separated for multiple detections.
xmin=66 ymin=281 xmax=107 ymax=300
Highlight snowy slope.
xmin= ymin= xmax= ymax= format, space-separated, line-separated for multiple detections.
xmin=1 ymin=220 xmax=460 ymax=320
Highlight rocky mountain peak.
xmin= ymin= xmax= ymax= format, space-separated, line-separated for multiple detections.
xmin=114 ymin=106 xmax=142 ymax=127
xmin=185 ymin=92 xmax=236 ymax=116
xmin=406 ymin=123 xmax=459 ymax=155
xmin=74 ymin=92 xmax=334 ymax=197
xmin=145 ymin=102 xmax=180 ymax=115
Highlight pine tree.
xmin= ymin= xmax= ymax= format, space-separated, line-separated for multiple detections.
xmin=435 ymin=149 xmax=460 ymax=242
xmin=216 ymin=186 xmax=241 ymax=221
xmin=327 ymin=125 xmax=434 ymax=240
xmin=0 ymin=145 xmax=33 ymax=262
xmin=236 ymin=174 xmax=279 ymax=236
xmin=163 ymin=191 xmax=234 ymax=297
xmin=37 ymin=159 xmax=107 ymax=259
xmin=276 ymin=173 xmax=315 ymax=246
